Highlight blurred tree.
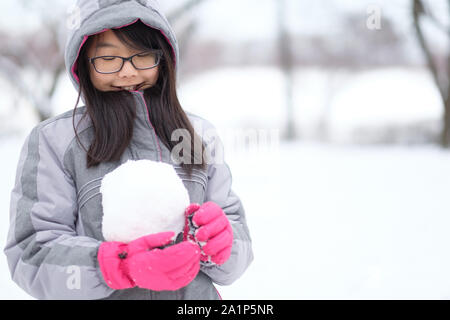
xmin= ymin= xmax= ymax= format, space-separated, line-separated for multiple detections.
xmin=0 ymin=3 xmax=65 ymax=122
xmin=166 ymin=0 xmax=209 ymax=74
xmin=413 ymin=0 xmax=450 ymax=147
xmin=276 ymin=0 xmax=296 ymax=140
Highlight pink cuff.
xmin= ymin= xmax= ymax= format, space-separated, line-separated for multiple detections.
xmin=98 ymin=241 xmax=135 ymax=290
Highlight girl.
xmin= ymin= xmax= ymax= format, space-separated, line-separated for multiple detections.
xmin=4 ymin=0 xmax=253 ymax=300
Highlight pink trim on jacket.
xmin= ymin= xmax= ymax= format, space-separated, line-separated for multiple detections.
xmin=215 ymin=287 xmax=223 ymax=300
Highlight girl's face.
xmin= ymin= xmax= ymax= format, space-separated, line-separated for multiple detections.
xmin=86 ymin=29 xmax=159 ymax=92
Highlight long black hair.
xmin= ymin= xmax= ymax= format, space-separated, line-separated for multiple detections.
xmin=72 ymin=20 xmax=206 ymax=174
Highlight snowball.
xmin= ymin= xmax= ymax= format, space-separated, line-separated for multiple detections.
xmin=100 ymin=159 xmax=190 ymax=243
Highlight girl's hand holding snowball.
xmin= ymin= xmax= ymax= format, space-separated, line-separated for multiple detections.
xmin=98 ymin=231 xmax=201 ymax=291
xmin=98 ymin=160 xmax=202 ymax=291
xmin=184 ymin=202 xmax=233 ymax=266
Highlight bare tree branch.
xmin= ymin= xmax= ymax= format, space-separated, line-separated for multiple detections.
xmin=0 ymin=56 xmax=51 ymax=120
xmin=412 ymin=0 xmax=446 ymax=101
xmin=422 ymin=0 xmax=450 ymax=35
xmin=276 ymin=0 xmax=296 ymax=140
xmin=413 ymin=0 xmax=450 ymax=147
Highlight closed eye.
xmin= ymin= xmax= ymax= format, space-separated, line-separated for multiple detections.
xmin=137 ymin=52 xmax=152 ymax=57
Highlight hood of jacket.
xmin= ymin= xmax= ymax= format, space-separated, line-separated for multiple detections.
xmin=64 ymin=0 xmax=179 ymax=94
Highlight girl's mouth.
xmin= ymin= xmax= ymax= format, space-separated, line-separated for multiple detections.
xmin=114 ymin=82 xmax=145 ymax=91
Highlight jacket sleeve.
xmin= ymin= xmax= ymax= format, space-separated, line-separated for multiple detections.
xmin=3 ymin=125 xmax=113 ymax=299
xmin=199 ymin=123 xmax=254 ymax=286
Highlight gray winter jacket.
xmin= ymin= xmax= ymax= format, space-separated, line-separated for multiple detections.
xmin=4 ymin=0 xmax=253 ymax=300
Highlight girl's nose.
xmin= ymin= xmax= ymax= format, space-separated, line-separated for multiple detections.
xmin=118 ymin=60 xmax=138 ymax=78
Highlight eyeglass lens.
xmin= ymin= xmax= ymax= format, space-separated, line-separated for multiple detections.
xmin=93 ymin=52 xmax=159 ymax=73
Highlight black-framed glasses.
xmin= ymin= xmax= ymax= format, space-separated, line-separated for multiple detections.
xmin=89 ymin=50 xmax=162 ymax=74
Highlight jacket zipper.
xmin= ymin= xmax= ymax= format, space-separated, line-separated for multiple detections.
xmin=133 ymin=91 xmax=163 ymax=161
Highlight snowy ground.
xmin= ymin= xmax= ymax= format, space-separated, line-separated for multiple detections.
xmin=219 ymin=141 xmax=450 ymax=299
xmin=2 ymin=137 xmax=450 ymax=299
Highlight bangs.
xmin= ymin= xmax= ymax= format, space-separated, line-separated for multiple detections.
xmin=112 ymin=21 xmax=161 ymax=52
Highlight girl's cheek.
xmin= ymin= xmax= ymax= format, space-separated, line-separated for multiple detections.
xmin=90 ymin=73 xmax=111 ymax=91
xmin=90 ymin=77 xmax=103 ymax=91
xmin=88 ymin=65 xmax=106 ymax=88
xmin=145 ymin=68 xmax=159 ymax=85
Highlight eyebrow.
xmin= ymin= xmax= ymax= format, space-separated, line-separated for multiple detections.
xmin=95 ymin=42 xmax=118 ymax=49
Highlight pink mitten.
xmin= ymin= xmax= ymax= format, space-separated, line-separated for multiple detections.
xmin=98 ymin=231 xmax=201 ymax=291
xmin=184 ymin=202 xmax=233 ymax=265
xmin=127 ymin=233 xmax=201 ymax=291
xmin=98 ymin=240 xmax=136 ymax=290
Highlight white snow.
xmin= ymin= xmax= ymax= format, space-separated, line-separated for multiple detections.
xmin=330 ymin=68 xmax=442 ymax=125
xmin=179 ymin=67 xmax=286 ymax=132
xmin=327 ymin=67 xmax=443 ymax=142
xmin=100 ymin=159 xmax=190 ymax=244
xmin=179 ymin=66 xmax=442 ymax=143
xmin=216 ymin=141 xmax=450 ymax=299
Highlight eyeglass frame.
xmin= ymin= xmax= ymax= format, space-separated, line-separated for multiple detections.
xmin=89 ymin=49 xmax=163 ymax=74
